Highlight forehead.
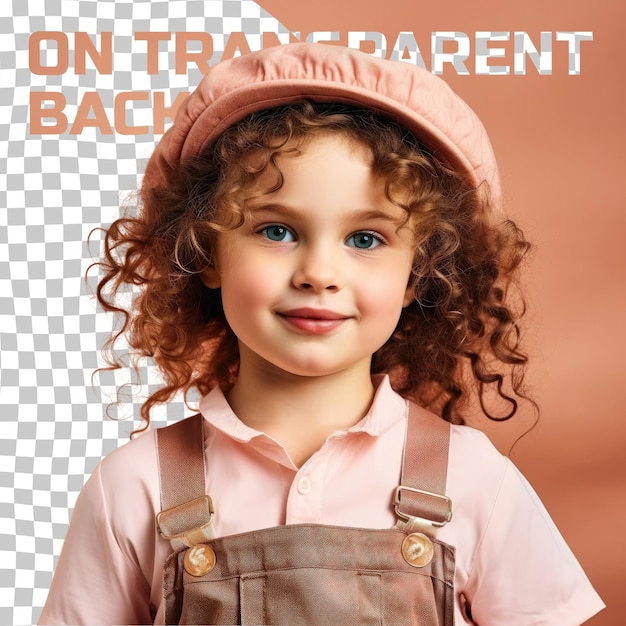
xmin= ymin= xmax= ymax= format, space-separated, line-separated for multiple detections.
xmin=241 ymin=133 xmax=411 ymax=229
xmin=244 ymin=132 xmax=376 ymax=196
xmin=249 ymin=134 xmax=377 ymax=199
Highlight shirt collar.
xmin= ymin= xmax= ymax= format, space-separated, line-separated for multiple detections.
xmin=199 ymin=374 xmax=408 ymax=443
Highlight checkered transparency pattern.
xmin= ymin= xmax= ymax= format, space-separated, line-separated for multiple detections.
xmin=0 ymin=1 xmax=291 ymax=623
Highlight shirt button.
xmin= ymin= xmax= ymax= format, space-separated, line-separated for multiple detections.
xmin=297 ymin=477 xmax=311 ymax=494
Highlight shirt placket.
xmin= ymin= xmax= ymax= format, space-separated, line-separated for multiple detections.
xmin=285 ymin=446 xmax=332 ymax=524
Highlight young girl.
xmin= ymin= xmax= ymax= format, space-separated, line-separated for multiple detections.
xmin=39 ymin=43 xmax=604 ymax=625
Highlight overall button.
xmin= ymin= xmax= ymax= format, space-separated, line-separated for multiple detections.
xmin=401 ymin=532 xmax=434 ymax=568
xmin=297 ymin=477 xmax=311 ymax=494
xmin=184 ymin=544 xmax=216 ymax=576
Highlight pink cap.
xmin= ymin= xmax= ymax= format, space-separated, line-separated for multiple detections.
xmin=144 ymin=43 xmax=501 ymax=207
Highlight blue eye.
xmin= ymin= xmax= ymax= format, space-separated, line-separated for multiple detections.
xmin=260 ymin=225 xmax=295 ymax=242
xmin=346 ymin=231 xmax=383 ymax=249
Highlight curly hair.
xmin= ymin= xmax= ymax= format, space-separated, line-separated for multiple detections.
xmin=95 ymin=101 xmax=532 ymax=430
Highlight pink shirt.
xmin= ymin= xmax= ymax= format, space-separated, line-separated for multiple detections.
xmin=39 ymin=376 xmax=604 ymax=625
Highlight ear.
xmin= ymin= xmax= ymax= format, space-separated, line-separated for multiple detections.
xmin=200 ymin=266 xmax=221 ymax=289
xmin=402 ymin=283 xmax=415 ymax=308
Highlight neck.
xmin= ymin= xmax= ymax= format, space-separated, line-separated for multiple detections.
xmin=226 ymin=352 xmax=376 ymax=467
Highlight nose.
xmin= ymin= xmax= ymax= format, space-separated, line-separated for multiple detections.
xmin=292 ymin=244 xmax=343 ymax=293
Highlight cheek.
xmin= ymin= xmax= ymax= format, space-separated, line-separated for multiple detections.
xmin=219 ymin=260 xmax=280 ymax=323
xmin=363 ymin=255 xmax=413 ymax=304
xmin=359 ymin=273 xmax=412 ymax=323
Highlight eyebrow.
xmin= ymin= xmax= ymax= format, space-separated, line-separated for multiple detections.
xmin=249 ymin=203 xmax=407 ymax=225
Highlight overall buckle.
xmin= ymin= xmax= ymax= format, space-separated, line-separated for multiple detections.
xmin=393 ymin=485 xmax=452 ymax=528
xmin=156 ymin=495 xmax=215 ymax=549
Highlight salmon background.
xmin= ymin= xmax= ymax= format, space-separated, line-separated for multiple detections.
xmin=255 ymin=1 xmax=625 ymax=623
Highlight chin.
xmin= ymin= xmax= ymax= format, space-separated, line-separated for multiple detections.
xmin=270 ymin=355 xmax=371 ymax=380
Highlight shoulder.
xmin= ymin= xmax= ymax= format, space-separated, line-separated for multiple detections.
xmin=443 ymin=424 xmax=605 ymax=625
xmin=447 ymin=423 xmax=509 ymax=499
xmin=444 ymin=424 xmax=565 ymax=552
xmin=97 ymin=427 xmax=160 ymax=509
xmin=443 ymin=425 xmax=510 ymax=545
xmin=88 ymin=428 xmax=162 ymax=563
xmin=39 ymin=428 xmax=166 ymax=625
xmin=100 ymin=426 xmax=158 ymax=474
xmin=449 ymin=422 xmax=506 ymax=465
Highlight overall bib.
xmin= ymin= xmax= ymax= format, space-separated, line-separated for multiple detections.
xmin=155 ymin=403 xmax=455 ymax=625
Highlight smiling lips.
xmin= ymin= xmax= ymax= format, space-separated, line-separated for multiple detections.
xmin=277 ymin=308 xmax=351 ymax=334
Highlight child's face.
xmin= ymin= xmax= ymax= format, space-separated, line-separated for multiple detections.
xmin=202 ymin=133 xmax=416 ymax=380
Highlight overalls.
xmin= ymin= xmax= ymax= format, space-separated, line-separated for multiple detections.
xmin=155 ymin=403 xmax=455 ymax=625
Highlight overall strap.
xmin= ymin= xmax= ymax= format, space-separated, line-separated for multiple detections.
xmin=155 ymin=414 xmax=215 ymax=549
xmin=394 ymin=402 xmax=453 ymax=534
